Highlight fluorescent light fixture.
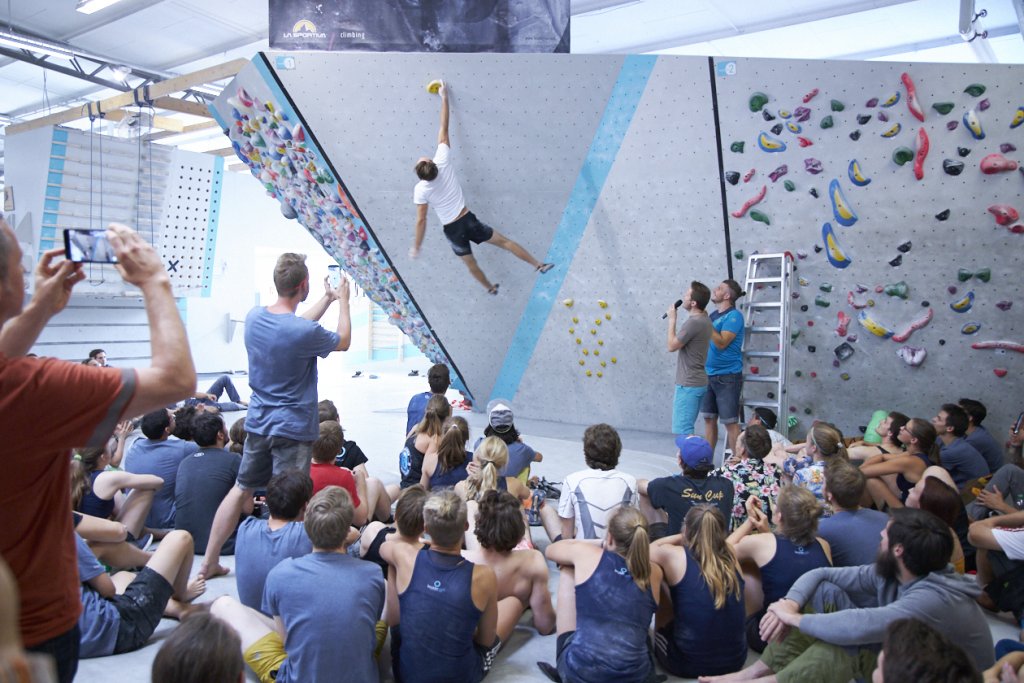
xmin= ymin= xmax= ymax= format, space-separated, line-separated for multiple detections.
xmin=76 ymin=0 xmax=127 ymax=14
xmin=191 ymin=85 xmax=223 ymax=97
xmin=0 ymin=30 xmax=75 ymax=60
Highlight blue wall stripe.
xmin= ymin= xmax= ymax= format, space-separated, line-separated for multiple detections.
xmin=52 ymin=129 xmax=68 ymax=143
xmin=202 ymin=157 xmax=224 ymax=297
xmin=489 ymin=55 xmax=656 ymax=404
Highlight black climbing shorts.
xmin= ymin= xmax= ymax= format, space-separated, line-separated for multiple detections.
xmin=443 ymin=211 xmax=494 ymax=257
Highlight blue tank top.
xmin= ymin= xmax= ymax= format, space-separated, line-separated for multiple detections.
xmin=400 ymin=435 xmax=426 ymax=489
xmin=760 ymin=534 xmax=830 ymax=606
xmin=897 ymin=452 xmax=932 ymax=501
xmin=666 ymin=548 xmax=747 ymax=676
xmin=79 ymin=471 xmax=115 ymax=519
xmin=398 ymin=548 xmax=482 ymax=683
xmin=564 ymin=551 xmax=657 ymax=683
xmin=430 ymin=461 xmax=470 ymax=490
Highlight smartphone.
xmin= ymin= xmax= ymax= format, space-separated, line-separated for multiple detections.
xmin=327 ymin=264 xmax=341 ymax=289
xmin=1014 ymin=411 xmax=1024 ymax=434
xmin=63 ymin=229 xmax=117 ymax=263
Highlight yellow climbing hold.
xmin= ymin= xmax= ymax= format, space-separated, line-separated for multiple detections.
xmin=586 ymin=370 xmax=593 ymax=377
xmin=611 ymin=357 xmax=618 ymax=363
xmin=598 ymin=340 xmax=604 ymax=346
xmin=572 ymin=316 xmax=579 ymax=323
xmin=582 ymin=349 xmax=589 ymax=356
xmin=568 ymin=328 xmax=574 ymax=334
xmin=598 ymin=300 xmax=608 ymax=309
xmin=578 ymin=360 xmax=585 ymax=365
xmin=590 ymin=329 xmax=597 ymax=335
xmin=563 ymin=298 xmax=574 ymax=307
xmin=597 ymin=372 xmax=603 ymax=378
xmin=595 ymin=319 xmax=602 ymax=325
xmin=575 ymin=338 xmax=581 ymax=344
xmin=426 ymin=79 xmax=443 ymax=93
xmin=600 ymin=361 xmax=607 ymax=367
xmin=593 ymin=350 xmax=600 ymax=356
xmin=605 ymin=314 xmax=611 ymax=320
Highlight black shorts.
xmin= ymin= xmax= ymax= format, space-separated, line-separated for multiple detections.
xmin=111 ymin=567 xmax=174 ymax=654
xmin=443 ymin=211 xmax=494 ymax=256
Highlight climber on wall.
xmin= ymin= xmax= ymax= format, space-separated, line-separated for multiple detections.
xmin=409 ymin=80 xmax=553 ymax=295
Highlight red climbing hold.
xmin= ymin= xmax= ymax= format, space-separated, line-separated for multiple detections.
xmin=803 ymin=88 xmax=820 ymax=103
xmin=988 ymin=204 xmax=1020 ymax=226
xmin=994 ymin=368 xmax=1008 ymax=378
xmin=913 ymin=128 xmax=929 ymax=181
xmin=797 ymin=137 xmax=814 ymax=147
xmin=980 ymin=153 xmax=1019 ymax=174
xmin=900 ymin=73 xmax=925 ymax=122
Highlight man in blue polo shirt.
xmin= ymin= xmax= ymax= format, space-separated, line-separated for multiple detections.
xmin=700 ymin=279 xmax=746 ymax=456
xmin=933 ymin=403 xmax=989 ymax=490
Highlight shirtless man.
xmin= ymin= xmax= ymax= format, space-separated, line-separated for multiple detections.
xmin=463 ymin=490 xmax=556 ymax=637
xmin=410 ymin=81 xmax=552 ymax=295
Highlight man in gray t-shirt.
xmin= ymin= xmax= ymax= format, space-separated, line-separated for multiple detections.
xmin=667 ymin=281 xmax=714 ymax=436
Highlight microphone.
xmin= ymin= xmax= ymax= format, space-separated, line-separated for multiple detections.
xmin=662 ymin=299 xmax=683 ymax=319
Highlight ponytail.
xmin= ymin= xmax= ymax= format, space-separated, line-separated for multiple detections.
xmin=609 ymin=506 xmax=652 ymax=590
xmin=413 ymin=395 xmax=451 ymax=439
xmin=465 ymin=436 xmax=508 ymax=501
xmin=437 ymin=418 xmax=469 ymax=474
xmin=683 ymin=505 xmax=741 ymax=609
xmin=69 ymin=457 xmax=91 ymax=510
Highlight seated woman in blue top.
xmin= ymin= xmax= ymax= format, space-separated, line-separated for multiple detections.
xmin=650 ymin=504 xmax=746 ymax=679
xmin=727 ymin=485 xmax=831 ymax=653
xmin=71 ymin=444 xmax=163 ymax=547
xmin=539 ymin=505 xmax=663 ymax=683
xmin=421 ymin=417 xmax=472 ymax=490
xmin=457 ymin=437 xmax=532 ymax=553
xmin=861 ymin=417 xmax=937 ymax=510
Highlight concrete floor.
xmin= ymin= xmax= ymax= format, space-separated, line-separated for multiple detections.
xmin=76 ymin=358 xmax=1021 ymax=682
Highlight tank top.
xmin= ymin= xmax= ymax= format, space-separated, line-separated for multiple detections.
xmin=430 ymin=461 xmax=470 ymax=490
xmin=397 ymin=548 xmax=482 ymax=683
xmin=399 ymin=435 xmax=426 ymax=489
xmin=666 ymin=548 xmax=747 ymax=676
xmin=564 ymin=551 xmax=657 ymax=683
xmin=79 ymin=471 xmax=115 ymax=519
xmin=760 ymin=534 xmax=830 ymax=606
xmin=896 ymin=452 xmax=932 ymax=501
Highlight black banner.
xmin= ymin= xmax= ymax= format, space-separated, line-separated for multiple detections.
xmin=269 ymin=0 xmax=569 ymax=53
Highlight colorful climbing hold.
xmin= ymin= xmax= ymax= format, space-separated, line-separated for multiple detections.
xmin=892 ymin=147 xmax=914 ymax=165
xmin=731 ymin=141 xmax=745 ymax=153
xmin=1012 ymin=107 xmax=1024 ymax=129
xmin=884 ymin=281 xmax=909 ymax=299
xmin=994 ymin=368 xmax=1008 ymax=378
xmin=856 ymin=114 xmax=872 ymax=125
xmin=763 ymin=110 xmax=777 ymax=122
xmin=568 ymin=328 xmax=574 ymax=334
xmin=794 ymin=370 xmax=802 ymax=378
xmin=947 ymin=120 xmax=960 ymax=131
xmin=822 ymin=222 xmax=852 ymax=269
xmin=849 ymin=130 xmax=861 ymax=141
xmin=958 ymin=147 xmax=971 ymax=158
xmin=892 ymin=308 xmax=933 ymax=343
xmin=815 ymin=295 xmax=830 ymax=308
xmin=725 ymin=171 xmax=740 ymax=185
xmin=996 ymin=301 xmax=1013 ymax=311
xmin=935 ymin=209 xmax=950 ymax=221
xmin=794 ymin=107 xmax=811 ymax=123
xmin=582 ymin=349 xmax=589 ymax=356
xmin=881 ymin=123 xmax=902 ymax=138
xmin=796 ymin=250 xmax=807 ymax=259
xmin=963 ymin=109 xmax=985 ymax=139
xmin=943 ymin=159 xmax=965 ymax=176
xmin=829 ymin=179 xmax=858 ymax=226
xmin=744 ymin=169 xmax=755 ymax=182
xmin=797 ymin=136 xmax=814 ymax=147
xmin=950 ymin=291 xmax=975 ymax=312
xmin=932 ymin=102 xmax=954 ymax=115
xmin=836 ymin=311 xmax=851 ymax=337
xmin=802 ymin=88 xmax=819 ymax=103
xmin=1000 ymin=143 xmax=1017 ymax=154
xmin=847 ymin=290 xmax=869 ymax=309
xmin=572 ymin=316 xmax=579 ymax=323
xmin=913 ymin=128 xmax=930 ymax=181
xmin=881 ymin=91 xmax=901 ymax=108
xmin=964 ymin=83 xmax=986 ymax=97
xmin=858 ymin=310 xmax=894 ymax=338
xmin=957 ymin=268 xmax=973 ymax=282
xmin=783 ymin=180 xmax=795 ymax=192
xmin=831 ymin=100 xmax=845 ymax=112
xmin=900 ymin=73 xmax=925 ymax=122
xmin=819 ymin=283 xmax=834 ymax=293
xmin=731 ymin=185 xmax=767 ymax=218
xmin=948 ymin=285 xmax=958 ymax=295
xmin=976 ymin=268 xmax=991 ymax=283
xmin=750 ymin=210 xmax=771 ymax=225
xmin=889 ymin=255 xmax=903 ymax=267
xmin=749 ymin=92 xmax=769 ymax=112
xmin=840 ymin=373 xmax=851 ymax=381
xmin=563 ymin=298 xmax=574 ymax=307
xmin=779 ymin=110 xmax=791 ymax=119
xmin=979 ymin=98 xmax=991 ymax=112
xmin=771 ymin=123 xmax=784 ymax=135
xmin=611 ymin=357 xmax=617 ymax=364
xmin=734 ymin=250 xmax=745 ymax=260
xmin=848 ymin=160 xmax=871 ymax=186
xmin=769 ymin=165 xmax=788 ymax=182
xmin=820 ymin=115 xmax=834 ymax=129
xmin=897 ymin=240 xmax=912 ymax=253
xmin=787 ymin=121 xmax=802 ymax=134
xmin=961 ymin=322 xmax=981 ymax=335
xmin=879 ymin=111 xmax=889 ymax=122
xmin=805 ymin=158 xmax=823 ymax=175
xmin=800 ymin=305 xmax=809 ymax=312
xmin=758 ymin=132 xmax=787 ymax=153
xmin=980 ymin=153 xmax=1018 ymax=174
xmin=972 ymin=339 xmax=1024 ymax=352
xmin=598 ymin=300 xmax=608 ymax=309
xmin=866 ymin=97 xmax=879 ymax=108
xmin=834 ymin=342 xmax=855 ymax=361
xmin=809 ymin=188 xmax=820 ymax=198
xmin=897 ymin=346 xmax=927 ymax=367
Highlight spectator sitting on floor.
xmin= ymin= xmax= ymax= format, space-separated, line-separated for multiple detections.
xmin=861 ymin=416 xmax=936 ymax=511
xmin=151 ymin=612 xmax=244 ymax=683
xmin=968 ymin=463 xmax=1024 ymax=521
xmin=473 ymin=400 xmax=542 ymax=483
xmin=457 ymin=436 xmax=532 ymax=552
xmin=387 ymin=394 xmax=451 ymax=502
xmin=699 ymin=508 xmax=994 ymax=683
xmin=228 ymin=418 xmax=246 ymax=455
xmin=76 ymin=529 xmax=206 ymax=659
xmin=817 ymin=462 xmax=888 ymax=567
xmin=933 ymin=403 xmax=989 ymax=490
xmin=74 ymin=511 xmax=151 ymax=573
xmin=872 ymin=618 xmax=980 ymax=683
xmin=711 ymin=424 xmax=779 ymax=531
xmin=906 ymin=467 xmax=971 ymax=573
xmin=791 ymin=422 xmax=848 ymax=512
xmin=422 ymin=416 xmax=472 ymax=491
xmin=406 ymin=363 xmax=450 ymax=436
xmin=71 ymin=446 xmax=163 ymax=547
xmin=557 ymin=423 xmax=638 ymax=541
xmin=360 ymin=485 xmax=428 ymax=627
xmin=125 ymin=408 xmax=199 ymax=532
xmin=311 ymin=420 xmax=391 ymax=524
xmin=960 ymin=398 xmax=1005 ymax=473
xmin=174 ymin=411 xmax=245 ymax=555
xmin=317 ymin=399 xmax=370 ymax=474
xmin=235 ymin=470 xmax=313 ymax=614
xmin=639 ymin=435 xmax=734 ymax=538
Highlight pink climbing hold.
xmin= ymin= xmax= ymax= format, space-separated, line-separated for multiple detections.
xmin=848 ymin=291 xmax=869 ymax=309
xmin=731 ymin=185 xmax=767 ymax=218
xmin=744 ymin=168 xmax=756 ymax=183
xmin=803 ymin=88 xmax=820 ymax=103
xmin=913 ymin=128 xmax=929 ymax=181
xmin=797 ymin=137 xmax=813 ymax=148
xmin=897 ymin=346 xmax=927 ymax=367
xmin=891 ymin=308 xmax=933 ymax=343
xmin=971 ymin=340 xmax=1024 ymax=353
xmin=988 ymin=205 xmax=1020 ymax=226
xmin=980 ymin=153 xmax=1019 ymax=174
xmin=994 ymin=368 xmax=1009 ymax=377
xmin=900 ymin=73 xmax=925 ymax=122
xmin=836 ymin=311 xmax=851 ymax=336
xmin=1010 ymin=224 xmax=1024 ymax=234
xmin=769 ymin=165 xmax=788 ymax=183
xmin=751 ymin=366 xmax=760 ymax=375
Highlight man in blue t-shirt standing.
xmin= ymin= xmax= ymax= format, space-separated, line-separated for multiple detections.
xmin=700 ymin=279 xmax=746 ymax=456
xmin=200 ymin=253 xmax=351 ymax=580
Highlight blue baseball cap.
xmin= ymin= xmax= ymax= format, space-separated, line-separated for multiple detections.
xmin=675 ymin=435 xmax=714 ymax=469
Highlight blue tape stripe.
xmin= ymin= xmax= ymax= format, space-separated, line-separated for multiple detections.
xmin=52 ymin=129 xmax=68 ymax=143
xmin=202 ymin=157 xmax=224 ymax=297
xmin=489 ymin=55 xmax=656 ymax=403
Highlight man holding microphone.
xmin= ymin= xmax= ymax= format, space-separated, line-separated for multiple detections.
xmin=666 ymin=282 xmax=713 ymax=437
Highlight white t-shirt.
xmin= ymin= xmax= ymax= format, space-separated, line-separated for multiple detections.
xmin=413 ymin=143 xmax=465 ymax=225
xmin=992 ymin=526 xmax=1024 ymax=560
xmin=768 ymin=428 xmax=793 ymax=447
xmin=557 ymin=468 xmax=638 ymax=540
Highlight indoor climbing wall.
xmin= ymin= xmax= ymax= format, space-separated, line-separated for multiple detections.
xmin=211 ymin=53 xmax=726 ymax=430
xmin=717 ymin=57 xmax=1023 ymax=437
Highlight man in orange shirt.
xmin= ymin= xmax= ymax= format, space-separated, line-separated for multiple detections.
xmin=0 ymin=219 xmax=195 ymax=682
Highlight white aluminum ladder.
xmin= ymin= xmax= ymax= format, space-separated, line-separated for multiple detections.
xmin=739 ymin=253 xmax=793 ymax=426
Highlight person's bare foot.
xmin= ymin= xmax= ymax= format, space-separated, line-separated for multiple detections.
xmin=185 ymin=577 xmax=206 ymax=602
xmin=698 ymin=662 xmax=773 ymax=683
xmin=197 ymin=562 xmax=230 ymax=580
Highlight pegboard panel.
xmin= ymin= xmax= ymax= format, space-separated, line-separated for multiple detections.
xmin=714 ymin=57 xmax=1023 ymax=438
xmin=157 ymin=152 xmax=224 ymax=296
xmin=515 ymin=56 xmax=726 ymax=431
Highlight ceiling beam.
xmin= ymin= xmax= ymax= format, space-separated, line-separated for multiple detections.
xmin=102 ymin=109 xmax=186 ymax=132
xmin=209 ymin=147 xmax=237 ymax=157
xmin=145 ymin=120 xmax=221 ymax=142
xmin=6 ymin=59 xmax=246 ymax=135
xmin=152 ymin=97 xmax=211 ymax=118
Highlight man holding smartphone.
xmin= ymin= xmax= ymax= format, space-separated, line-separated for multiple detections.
xmin=199 ymin=253 xmax=351 ymax=581
xmin=0 ymin=220 xmax=196 ymax=682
